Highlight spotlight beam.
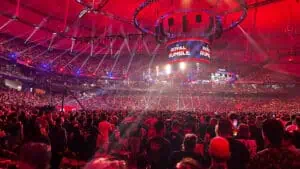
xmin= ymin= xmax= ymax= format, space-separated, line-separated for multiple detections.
xmin=120 ymin=24 xmax=132 ymax=54
xmin=63 ymin=46 xmax=89 ymax=69
xmin=70 ymin=38 xmax=76 ymax=53
xmin=80 ymin=55 xmax=92 ymax=71
xmin=110 ymin=40 xmax=126 ymax=73
xmin=142 ymin=38 xmax=151 ymax=56
xmin=90 ymin=40 xmax=94 ymax=56
xmin=63 ymin=0 xmax=70 ymax=29
xmin=237 ymin=25 xmax=269 ymax=61
xmin=50 ymin=50 xmax=69 ymax=64
xmin=48 ymin=33 xmax=57 ymax=50
xmin=35 ymin=42 xmax=63 ymax=60
xmin=148 ymin=44 xmax=161 ymax=69
xmin=24 ymin=27 xmax=39 ymax=44
xmin=93 ymin=38 xmax=116 ymax=75
xmin=125 ymin=37 xmax=141 ymax=74
xmin=90 ymin=25 xmax=109 ymax=56
xmin=79 ymin=37 xmax=104 ymax=71
xmin=0 ymin=30 xmax=31 ymax=45
xmin=93 ymin=49 xmax=110 ymax=75
xmin=93 ymin=47 xmax=106 ymax=56
xmin=15 ymin=0 xmax=21 ymax=17
xmin=0 ymin=19 xmax=14 ymax=31
xmin=20 ymin=37 xmax=50 ymax=54
xmin=124 ymin=38 xmax=131 ymax=54
xmin=24 ymin=17 xmax=48 ymax=44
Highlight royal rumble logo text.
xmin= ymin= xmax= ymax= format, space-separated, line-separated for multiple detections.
xmin=168 ymin=45 xmax=210 ymax=59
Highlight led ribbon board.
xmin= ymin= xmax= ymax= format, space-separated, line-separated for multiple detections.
xmin=167 ymin=38 xmax=211 ymax=64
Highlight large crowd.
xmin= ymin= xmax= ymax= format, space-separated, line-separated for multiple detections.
xmin=1 ymin=33 xmax=300 ymax=169
xmin=1 ymin=33 xmax=300 ymax=84
xmin=67 ymin=94 xmax=300 ymax=113
xmin=0 ymin=87 xmax=300 ymax=169
xmin=0 ymin=34 xmax=127 ymax=78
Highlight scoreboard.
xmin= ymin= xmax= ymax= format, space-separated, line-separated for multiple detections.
xmin=167 ymin=38 xmax=211 ymax=64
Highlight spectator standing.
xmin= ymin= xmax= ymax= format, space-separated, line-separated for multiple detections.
xmin=145 ymin=121 xmax=171 ymax=169
xmin=97 ymin=113 xmax=112 ymax=153
xmin=19 ymin=142 xmax=51 ymax=169
xmin=169 ymin=134 xmax=204 ymax=169
xmin=249 ymin=116 xmax=264 ymax=151
xmin=49 ymin=117 xmax=67 ymax=169
xmin=176 ymin=158 xmax=202 ymax=169
xmin=167 ymin=121 xmax=183 ymax=152
xmin=208 ymin=137 xmax=231 ymax=169
xmin=248 ymin=119 xmax=300 ymax=169
xmin=236 ymin=124 xmax=257 ymax=158
xmin=215 ymin=119 xmax=250 ymax=169
xmin=293 ymin=116 xmax=300 ymax=148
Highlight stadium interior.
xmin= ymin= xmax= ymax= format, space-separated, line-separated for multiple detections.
xmin=0 ymin=0 xmax=300 ymax=169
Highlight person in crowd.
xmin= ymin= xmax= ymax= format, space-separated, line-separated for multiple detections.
xmin=19 ymin=142 xmax=51 ymax=169
xmin=6 ymin=116 xmax=23 ymax=151
xmin=236 ymin=124 xmax=257 ymax=158
xmin=97 ymin=113 xmax=112 ymax=153
xmin=167 ymin=120 xmax=183 ymax=152
xmin=145 ymin=120 xmax=171 ymax=169
xmin=69 ymin=126 xmax=85 ymax=159
xmin=215 ymin=119 xmax=250 ymax=169
xmin=292 ymin=116 xmax=300 ymax=148
xmin=49 ymin=117 xmax=67 ymax=169
xmin=249 ymin=115 xmax=264 ymax=151
xmin=207 ymin=118 xmax=217 ymax=138
xmin=208 ymin=137 xmax=231 ymax=169
xmin=145 ymin=113 xmax=158 ymax=139
xmin=84 ymin=117 xmax=99 ymax=159
xmin=3 ymin=86 xmax=300 ymax=169
xmin=169 ymin=134 xmax=204 ymax=169
xmin=84 ymin=157 xmax=127 ymax=169
xmin=285 ymin=114 xmax=297 ymax=128
xmin=176 ymin=158 xmax=202 ymax=169
xmin=31 ymin=126 xmax=50 ymax=145
xmin=248 ymin=119 xmax=300 ymax=169
xmin=282 ymin=131 xmax=297 ymax=151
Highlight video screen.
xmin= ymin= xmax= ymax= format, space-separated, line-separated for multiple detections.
xmin=167 ymin=38 xmax=211 ymax=63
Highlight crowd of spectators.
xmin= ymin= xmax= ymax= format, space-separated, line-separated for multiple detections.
xmin=0 ymin=87 xmax=62 ymax=107
xmin=1 ymin=33 xmax=300 ymax=169
xmin=0 ymin=87 xmax=300 ymax=169
xmin=1 ymin=33 xmax=300 ymax=85
xmin=67 ymin=94 xmax=300 ymax=113
xmin=0 ymin=34 xmax=126 ymax=78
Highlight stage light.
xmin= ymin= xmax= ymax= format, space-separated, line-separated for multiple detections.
xmin=165 ymin=64 xmax=172 ymax=75
xmin=48 ymin=33 xmax=57 ymax=50
xmin=76 ymin=69 xmax=81 ymax=75
xmin=26 ymin=59 xmax=31 ymax=64
xmin=182 ymin=0 xmax=192 ymax=7
xmin=108 ymin=72 xmax=113 ymax=78
xmin=0 ymin=19 xmax=14 ymax=31
xmin=8 ymin=52 xmax=17 ymax=59
xmin=42 ymin=64 xmax=50 ymax=69
xmin=41 ymin=63 xmax=51 ymax=71
xmin=179 ymin=62 xmax=186 ymax=71
xmin=70 ymin=38 xmax=76 ymax=53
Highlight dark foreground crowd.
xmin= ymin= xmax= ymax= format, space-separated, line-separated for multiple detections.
xmin=1 ymin=101 xmax=300 ymax=169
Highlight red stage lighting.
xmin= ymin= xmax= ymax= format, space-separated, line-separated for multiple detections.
xmin=26 ymin=60 xmax=31 ymax=64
